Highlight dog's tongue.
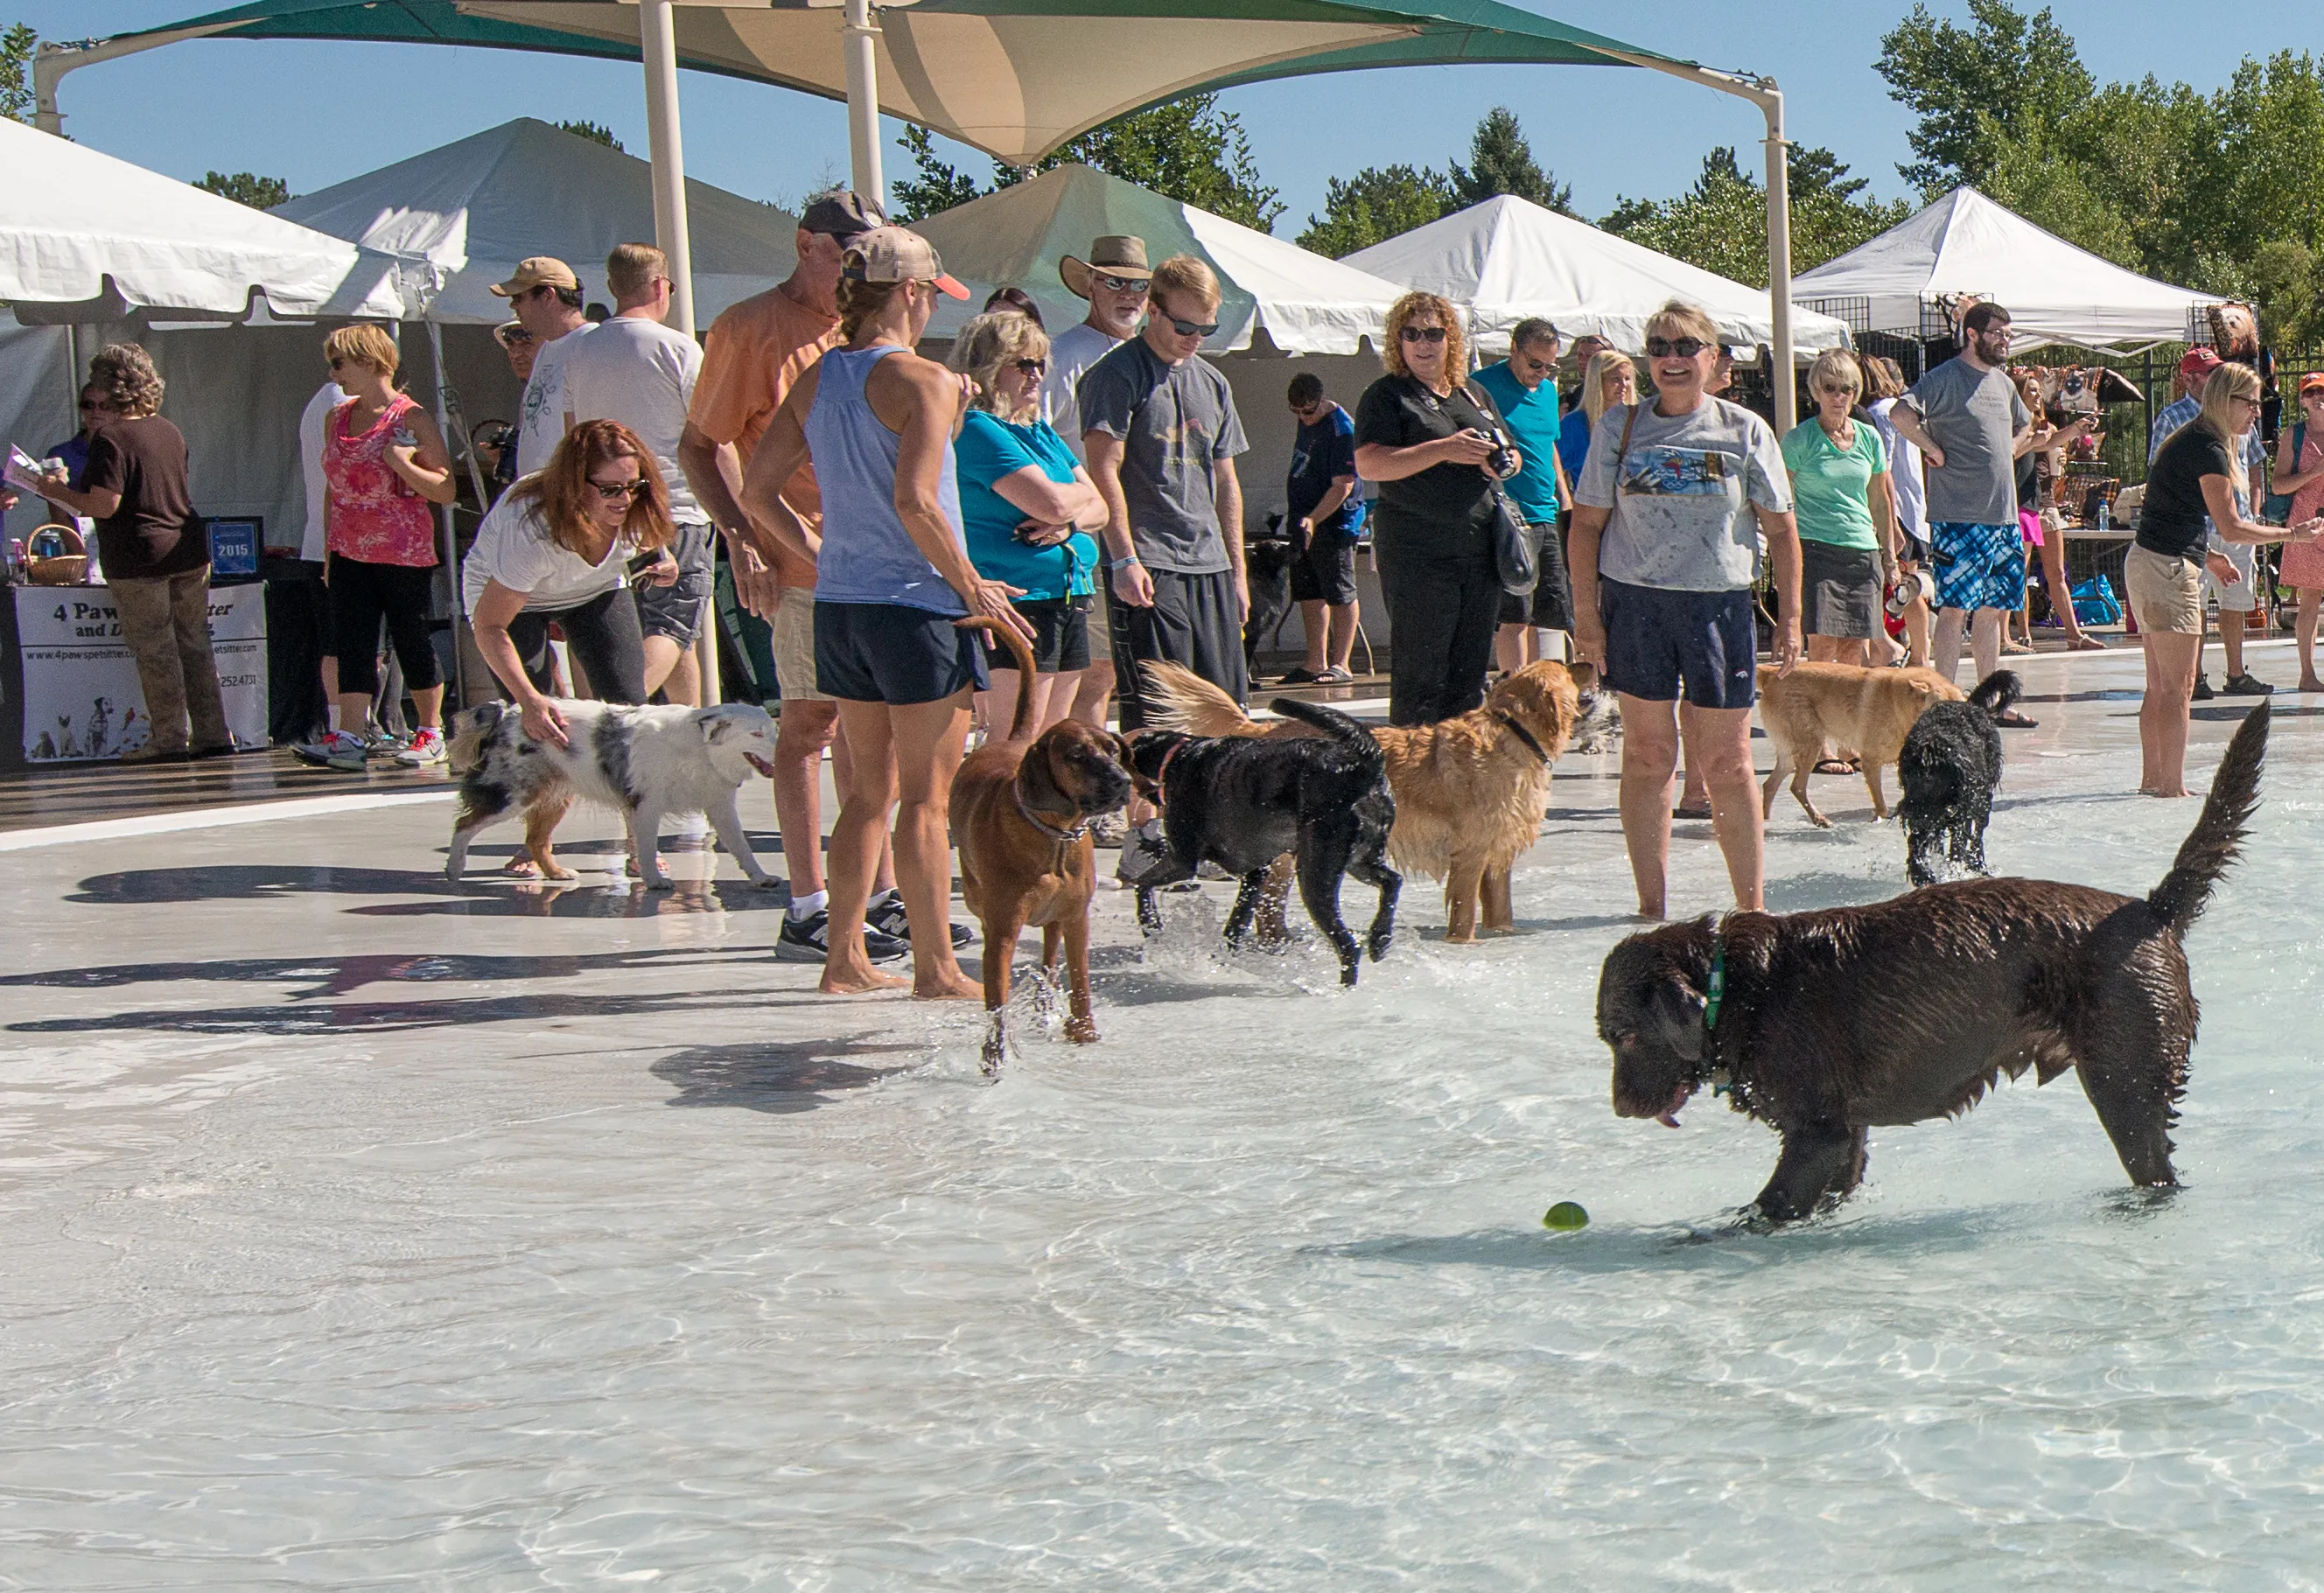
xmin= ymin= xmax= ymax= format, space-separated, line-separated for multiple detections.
xmin=1656 ymin=1085 xmax=1688 ymax=1129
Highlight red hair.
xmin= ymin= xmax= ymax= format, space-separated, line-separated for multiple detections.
xmin=511 ymin=418 xmax=674 ymax=556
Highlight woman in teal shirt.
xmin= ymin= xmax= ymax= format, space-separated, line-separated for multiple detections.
xmin=948 ymin=311 xmax=1110 ymax=736
xmin=1781 ymin=348 xmax=1900 ymax=669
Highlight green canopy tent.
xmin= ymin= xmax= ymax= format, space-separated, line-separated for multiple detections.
xmin=33 ymin=1 xmax=1810 ymax=425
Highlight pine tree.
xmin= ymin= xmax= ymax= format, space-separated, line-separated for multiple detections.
xmin=1297 ymin=165 xmax=1456 ymax=257
xmin=197 ymin=171 xmax=292 ymax=211
xmin=555 ymin=120 xmax=624 ymax=153
xmin=1447 ymin=106 xmax=1574 ymax=215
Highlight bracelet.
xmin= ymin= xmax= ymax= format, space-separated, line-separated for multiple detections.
xmin=1115 ymin=555 xmax=1141 ymax=568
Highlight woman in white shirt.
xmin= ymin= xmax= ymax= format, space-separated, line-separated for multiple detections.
xmin=466 ymin=418 xmax=677 ymax=748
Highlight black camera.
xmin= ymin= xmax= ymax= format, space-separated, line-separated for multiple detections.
xmin=1488 ymin=440 xmax=1521 ymax=479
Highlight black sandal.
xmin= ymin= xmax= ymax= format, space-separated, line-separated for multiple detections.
xmin=1995 ymin=709 xmax=2039 ymax=729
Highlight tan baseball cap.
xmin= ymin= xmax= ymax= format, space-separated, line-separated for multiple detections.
xmin=1059 ymin=235 xmax=1152 ymax=299
xmin=489 ymin=256 xmax=581 ymax=297
xmin=843 ymin=227 xmax=969 ymax=298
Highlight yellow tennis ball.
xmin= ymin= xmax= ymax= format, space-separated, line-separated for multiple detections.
xmin=1542 ymin=1201 xmax=1589 ymax=1232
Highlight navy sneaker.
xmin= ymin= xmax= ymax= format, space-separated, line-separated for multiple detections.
xmin=867 ymin=892 xmax=975 ymax=949
xmin=775 ymin=908 xmax=909 ymax=964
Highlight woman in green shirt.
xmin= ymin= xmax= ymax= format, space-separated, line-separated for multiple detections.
xmin=1781 ymin=348 xmax=1900 ymax=669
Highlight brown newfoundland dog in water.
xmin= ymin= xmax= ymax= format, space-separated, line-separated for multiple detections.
xmin=1596 ymin=702 xmax=2268 ymax=1224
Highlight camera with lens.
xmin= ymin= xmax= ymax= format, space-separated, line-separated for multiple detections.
xmin=1486 ymin=435 xmax=1521 ymax=479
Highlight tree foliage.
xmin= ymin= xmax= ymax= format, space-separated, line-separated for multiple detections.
xmin=889 ymin=94 xmax=1281 ymax=231
xmin=556 ymin=119 xmax=624 ymax=152
xmin=1599 ymin=145 xmax=1910 ymax=288
xmin=196 ymin=171 xmax=292 ymax=211
xmin=1876 ymin=1 xmax=2093 ymax=192
xmin=1299 ymin=107 xmax=1568 ymax=256
xmin=4 ymin=22 xmax=36 ymax=124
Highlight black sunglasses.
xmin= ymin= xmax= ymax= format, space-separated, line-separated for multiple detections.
xmin=1165 ymin=315 xmax=1220 ymax=339
xmin=1012 ymin=357 xmax=1047 ymax=375
xmin=589 ymin=478 xmax=646 ymax=501
xmin=1399 ymin=325 xmax=1449 ymax=345
xmin=79 ymin=400 xmax=114 ymax=413
xmin=1645 ymin=337 xmax=1711 ymax=359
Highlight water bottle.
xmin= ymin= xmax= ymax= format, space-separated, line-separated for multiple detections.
xmin=2096 ymin=497 xmax=2110 ymax=532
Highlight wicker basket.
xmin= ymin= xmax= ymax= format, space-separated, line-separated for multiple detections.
xmin=24 ymin=522 xmax=89 ymax=585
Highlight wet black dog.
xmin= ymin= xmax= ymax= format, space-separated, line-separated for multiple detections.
xmin=1597 ymin=702 xmax=2267 ymax=1224
xmin=1897 ymin=668 xmax=2020 ymax=886
xmin=1126 ymin=699 xmax=1400 ymax=986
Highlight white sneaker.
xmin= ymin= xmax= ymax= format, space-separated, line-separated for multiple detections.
xmin=393 ymin=727 xmax=447 ymax=767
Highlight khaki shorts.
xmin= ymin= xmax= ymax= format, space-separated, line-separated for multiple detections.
xmin=2125 ymin=544 xmax=2203 ymax=635
xmin=773 ymin=584 xmax=831 ymax=702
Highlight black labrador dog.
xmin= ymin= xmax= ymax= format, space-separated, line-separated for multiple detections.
xmin=1127 ymin=699 xmax=1399 ymax=986
xmin=1897 ymin=668 xmax=2020 ymax=886
xmin=1597 ymin=702 xmax=2267 ymax=1224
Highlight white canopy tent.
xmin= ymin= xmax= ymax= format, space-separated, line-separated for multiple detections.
xmin=1795 ymin=187 xmax=2224 ymax=354
xmin=906 ymin=164 xmax=1405 ymax=354
xmin=1347 ymin=193 xmax=1852 ymax=359
xmin=0 ymin=116 xmax=406 ymax=323
xmin=273 ymin=117 xmax=802 ymax=325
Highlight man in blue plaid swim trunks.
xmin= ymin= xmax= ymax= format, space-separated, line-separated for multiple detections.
xmin=1886 ymin=302 xmax=2040 ymax=723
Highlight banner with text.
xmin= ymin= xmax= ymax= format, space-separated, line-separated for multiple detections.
xmin=15 ymin=584 xmax=267 ymax=761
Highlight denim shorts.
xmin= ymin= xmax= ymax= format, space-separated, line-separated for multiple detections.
xmin=1599 ymin=576 xmax=1759 ymax=709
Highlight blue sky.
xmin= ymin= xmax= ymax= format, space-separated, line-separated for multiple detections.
xmin=16 ymin=2 xmax=2319 ymax=232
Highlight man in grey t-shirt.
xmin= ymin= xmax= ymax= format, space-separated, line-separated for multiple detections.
xmin=1886 ymin=302 xmax=2035 ymax=698
xmin=1079 ymin=254 xmax=1250 ymax=735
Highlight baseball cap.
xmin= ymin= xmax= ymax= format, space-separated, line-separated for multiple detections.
xmin=2180 ymin=346 xmax=2224 ymax=381
xmin=489 ymin=256 xmax=580 ymax=297
xmin=842 ymin=227 xmax=969 ymax=299
xmin=798 ymin=189 xmax=887 ymax=239
xmin=2300 ymin=371 xmax=2324 ymax=397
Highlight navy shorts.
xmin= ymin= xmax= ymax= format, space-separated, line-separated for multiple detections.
xmin=814 ymin=600 xmax=990 ymax=705
xmin=1290 ymin=532 xmax=1360 ymax=606
xmin=1599 ymin=576 xmax=1759 ymax=709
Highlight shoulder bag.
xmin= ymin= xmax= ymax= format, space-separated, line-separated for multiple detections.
xmin=1449 ymin=379 xmax=1538 ymax=596
xmin=2261 ymin=421 xmax=2307 ymax=524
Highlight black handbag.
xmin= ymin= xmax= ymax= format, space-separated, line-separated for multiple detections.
xmin=1448 ymin=381 xmax=1539 ymax=596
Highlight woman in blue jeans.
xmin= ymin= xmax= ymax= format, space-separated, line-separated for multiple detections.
xmin=1569 ymin=301 xmax=1802 ymax=919
xmin=740 ymin=227 xmax=1032 ymax=1002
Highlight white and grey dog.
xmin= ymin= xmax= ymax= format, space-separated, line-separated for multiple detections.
xmin=445 ymin=700 xmax=780 ymax=888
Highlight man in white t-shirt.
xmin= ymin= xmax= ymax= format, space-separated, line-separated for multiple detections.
xmin=1040 ymin=234 xmax=1153 ymax=750
xmin=561 ymin=241 xmax=711 ymax=704
xmin=295 ymin=377 xmax=354 ymax=730
xmin=494 ymin=255 xmax=593 ymax=479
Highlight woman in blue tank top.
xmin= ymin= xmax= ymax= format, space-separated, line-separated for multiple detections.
xmin=738 ymin=227 xmax=1032 ymax=1001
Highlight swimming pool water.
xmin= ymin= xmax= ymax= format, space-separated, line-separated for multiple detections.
xmin=3 ymin=695 xmax=2322 ymax=1589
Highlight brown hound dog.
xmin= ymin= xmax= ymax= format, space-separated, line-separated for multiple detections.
xmin=948 ymin=618 xmax=1137 ymax=1077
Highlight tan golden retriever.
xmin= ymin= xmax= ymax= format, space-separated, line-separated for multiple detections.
xmin=1757 ymin=661 xmax=1964 ymax=828
xmin=1141 ymin=660 xmax=1593 ymax=942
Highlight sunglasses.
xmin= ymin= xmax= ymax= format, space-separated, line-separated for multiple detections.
xmin=78 ymin=400 xmax=114 ymax=413
xmin=1516 ymin=353 xmax=1558 ymax=374
xmin=1096 ymin=273 xmax=1151 ymax=295
xmin=1291 ymin=401 xmax=1325 ymax=418
xmin=499 ymin=329 xmax=536 ymax=346
xmin=1645 ymin=337 xmax=1711 ymax=359
xmin=1399 ymin=325 xmax=1449 ymax=345
xmin=589 ymin=477 xmax=646 ymax=501
xmin=1165 ymin=315 xmax=1220 ymax=339
xmin=1012 ymin=358 xmax=1047 ymax=375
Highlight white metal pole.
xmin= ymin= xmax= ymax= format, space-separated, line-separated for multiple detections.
xmin=425 ymin=320 xmax=471 ymax=706
xmin=1600 ymin=55 xmax=1799 ymax=433
xmin=638 ymin=0 xmax=696 ymax=339
xmin=843 ymin=0 xmax=885 ymax=201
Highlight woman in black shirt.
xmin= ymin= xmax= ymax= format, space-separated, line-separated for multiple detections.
xmin=2130 ymin=362 xmax=2319 ymax=795
xmin=1354 ymin=291 xmax=1519 ymax=724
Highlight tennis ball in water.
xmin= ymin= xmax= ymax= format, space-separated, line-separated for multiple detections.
xmin=1542 ymin=1201 xmax=1589 ymax=1232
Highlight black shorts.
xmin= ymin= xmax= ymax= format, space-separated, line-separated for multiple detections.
xmin=1108 ymin=565 xmax=1250 ymax=730
xmin=814 ymin=600 xmax=990 ymax=705
xmin=1799 ymin=538 xmax=1883 ymax=639
xmin=1599 ymin=576 xmax=1759 ymax=709
xmin=1495 ymin=519 xmax=1574 ymax=630
xmin=633 ymin=521 xmax=715 ymax=646
xmin=1290 ymin=532 xmax=1359 ymax=606
xmin=1005 ymin=596 xmax=1092 ymax=674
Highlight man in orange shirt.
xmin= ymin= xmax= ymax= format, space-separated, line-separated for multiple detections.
xmin=679 ymin=190 xmax=910 ymax=961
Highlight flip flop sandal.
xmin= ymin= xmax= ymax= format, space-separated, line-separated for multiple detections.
xmin=1995 ymin=710 xmax=2040 ymax=729
xmin=1813 ymin=758 xmax=1860 ymax=775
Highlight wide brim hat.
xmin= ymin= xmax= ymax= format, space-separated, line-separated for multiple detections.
xmin=1059 ymin=235 xmax=1153 ymax=299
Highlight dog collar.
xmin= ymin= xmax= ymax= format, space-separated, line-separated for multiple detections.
xmin=1141 ymin=737 xmax=1188 ymax=800
xmin=1493 ymin=710 xmax=1550 ymax=765
xmin=1011 ymin=777 xmax=1088 ymax=845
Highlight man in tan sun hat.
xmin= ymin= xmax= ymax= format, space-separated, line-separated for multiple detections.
xmin=490 ymin=255 xmax=593 ymax=477
xmin=1041 ymin=234 xmax=1154 ymax=769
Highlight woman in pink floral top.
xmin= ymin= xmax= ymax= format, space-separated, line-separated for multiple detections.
xmin=300 ymin=323 xmax=459 ymax=771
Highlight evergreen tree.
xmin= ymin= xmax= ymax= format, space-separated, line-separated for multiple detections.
xmin=891 ymin=124 xmax=985 ymax=221
xmin=1297 ymin=164 xmax=1456 ymax=257
xmin=197 ymin=171 xmax=292 ymax=211
xmin=1447 ymin=106 xmax=1573 ymax=215
xmin=555 ymin=120 xmax=624 ymax=152
xmin=1599 ymin=146 xmax=1908 ymax=288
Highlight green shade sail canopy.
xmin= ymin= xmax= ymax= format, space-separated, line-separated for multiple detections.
xmin=80 ymin=0 xmax=1689 ymax=167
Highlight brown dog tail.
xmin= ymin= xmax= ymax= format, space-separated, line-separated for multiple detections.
xmin=2149 ymin=701 xmax=2269 ymax=936
xmin=956 ymin=618 xmax=1040 ymax=741
xmin=1140 ymin=660 xmax=1270 ymax=737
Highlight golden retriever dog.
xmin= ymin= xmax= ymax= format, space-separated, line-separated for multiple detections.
xmin=1757 ymin=661 xmax=1964 ymax=828
xmin=1141 ymin=659 xmax=1595 ymax=942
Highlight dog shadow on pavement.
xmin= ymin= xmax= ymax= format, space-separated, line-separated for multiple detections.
xmin=651 ymin=1038 xmax=920 ymax=1114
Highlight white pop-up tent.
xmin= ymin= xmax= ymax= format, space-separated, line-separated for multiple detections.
xmin=274 ymin=118 xmax=802 ymax=325
xmin=907 ymin=164 xmax=1406 ymax=354
xmin=1795 ymin=187 xmax=2223 ymax=353
xmin=1347 ymin=193 xmax=1852 ymax=357
xmin=0 ymin=116 xmax=406 ymax=322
